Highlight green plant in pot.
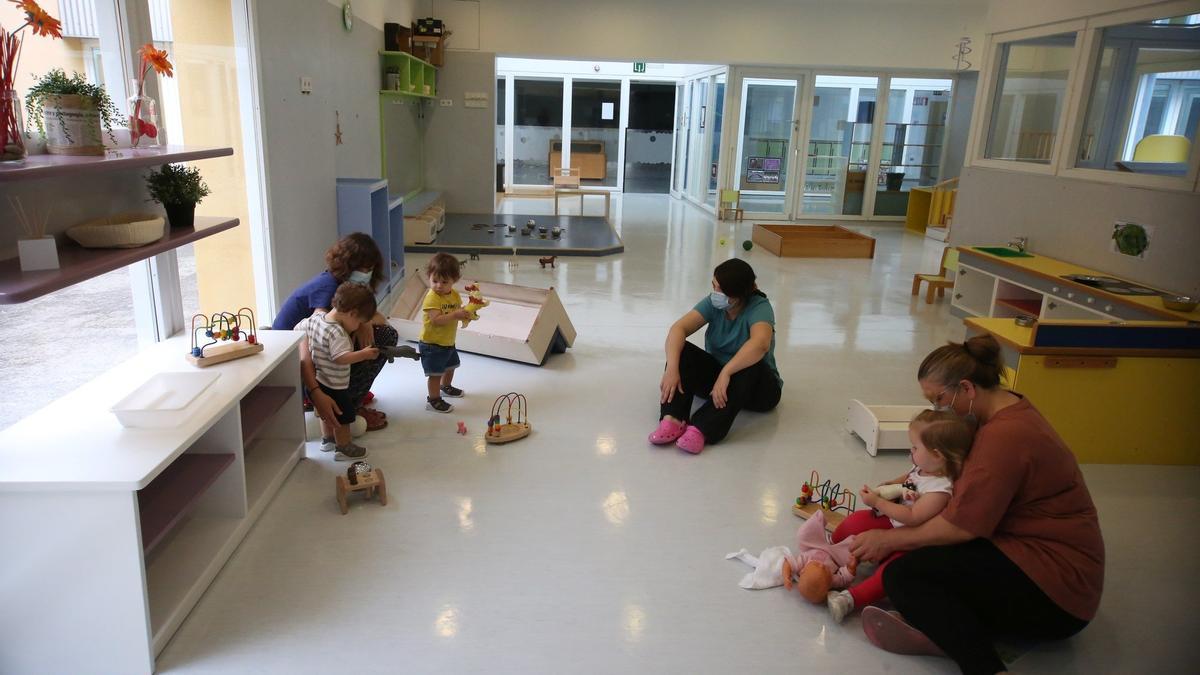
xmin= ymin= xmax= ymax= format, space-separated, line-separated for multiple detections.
xmin=145 ymin=163 xmax=211 ymax=229
xmin=25 ymin=69 xmax=122 ymax=156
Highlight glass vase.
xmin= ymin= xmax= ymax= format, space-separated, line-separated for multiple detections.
xmin=128 ymin=79 xmax=161 ymax=149
xmin=0 ymin=88 xmax=27 ymax=164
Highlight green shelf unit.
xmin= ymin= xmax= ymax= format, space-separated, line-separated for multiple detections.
xmin=380 ymin=50 xmax=437 ymax=98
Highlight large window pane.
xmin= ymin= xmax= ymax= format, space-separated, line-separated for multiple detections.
xmin=984 ymin=33 xmax=1077 ymax=164
xmin=706 ymin=75 xmax=725 ymax=206
xmin=570 ymin=80 xmax=620 ymax=187
xmin=874 ymin=78 xmax=953 ymax=216
xmin=496 ymin=77 xmax=506 ymax=192
xmin=625 ymin=82 xmax=674 ymax=193
xmin=513 ymin=79 xmax=563 ymax=186
xmin=802 ymin=75 xmax=879 ymax=216
xmin=1076 ymin=13 xmax=1200 ymax=175
xmin=737 ymin=79 xmax=796 ymax=214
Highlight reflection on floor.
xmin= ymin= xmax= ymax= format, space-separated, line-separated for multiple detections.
xmin=157 ymin=194 xmax=1197 ymax=674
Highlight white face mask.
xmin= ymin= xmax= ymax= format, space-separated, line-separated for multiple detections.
xmin=349 ymin=270 xmax=373 ymax=285
xmin=710 ymin=292 xmax=731 ymax=310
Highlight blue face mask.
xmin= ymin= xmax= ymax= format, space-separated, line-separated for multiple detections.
xmin=349 ymin=270 xmax=373 ymax=285
xmin=710 ymin=292 xmax=731 ymax=310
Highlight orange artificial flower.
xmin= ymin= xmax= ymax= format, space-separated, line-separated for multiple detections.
xmin=139 ymin=43 xmax=174 ymax=78
xmin=11 ymin=1 xmax=62 ymax=39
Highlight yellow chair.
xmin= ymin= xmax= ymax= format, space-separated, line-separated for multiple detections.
xmin=1132 ymin=134 xmax=1191 ymax=162
xmin=718 ymin=189 xmax=743 ymax=221
xmin=912 ymin=247 xmax=959 ymax=304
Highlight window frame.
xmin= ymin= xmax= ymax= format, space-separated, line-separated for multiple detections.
xmin=968 ymin=20 xmax=1087 ymax=177
xmin=969 ymin=5 xmax=1200 ymax=194
xmin=1059 ymin=2 xmax=1200 ymax=192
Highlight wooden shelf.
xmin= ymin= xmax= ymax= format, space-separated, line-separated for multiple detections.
xmin=996 ymin=298 xmax=1042 ymax=315
xmin=0 ymin=216 xmax=239 ymax=304
xmin=137 ymin=453 xmax=235 ymax=553
xmin=0 ymin=146 xmax=233 ymax=183
xmin=239 ymin=385 xmax=296 ymax=446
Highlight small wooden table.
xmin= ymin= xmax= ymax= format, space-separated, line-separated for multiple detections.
xmin=554 ymin=189 xmax=611 ymax=220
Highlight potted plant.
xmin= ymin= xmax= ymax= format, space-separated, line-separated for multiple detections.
xmin=25 ymin=68 xmax=121 ymax=155
xmin=145 ymin=163 xmax=211 ymax=229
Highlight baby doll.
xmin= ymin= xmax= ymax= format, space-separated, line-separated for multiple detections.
xmin=780 ymin=510 xmax=858 ymax=603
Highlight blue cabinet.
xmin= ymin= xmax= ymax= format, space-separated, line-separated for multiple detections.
xmin=335 ymin=178 xmax=405 ymax=297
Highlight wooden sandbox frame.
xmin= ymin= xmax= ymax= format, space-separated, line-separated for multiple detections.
xmin=752 ymin=224 xmax=876 ymax=258
xmin=388 ymin=273 xmax=576 ymax=366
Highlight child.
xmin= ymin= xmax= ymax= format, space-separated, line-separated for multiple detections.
xmin=419 ymin=253 xmax=471 ymax=413
xmin=824 ymin=409 xmax=974 ymax=622
xmin=298 ymin=282 xmax=380 ymax=460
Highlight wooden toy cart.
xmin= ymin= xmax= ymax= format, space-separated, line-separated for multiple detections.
xmin=336 ymin=463 xmax=387 ymax=514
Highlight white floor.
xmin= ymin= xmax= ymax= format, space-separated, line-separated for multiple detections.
xmin=157 ymin=194 xmax=1199 ymax=674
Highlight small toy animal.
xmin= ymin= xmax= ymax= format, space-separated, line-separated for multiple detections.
xmin=539 ymin=255 xmax=557 ymax=269
xmin=378 ymin=344 xmax=420 ymax=363
xmin=461 ymin=283 xmax=490 ymax=328
xmin=457 ymin=421 xmax=467 ymax=435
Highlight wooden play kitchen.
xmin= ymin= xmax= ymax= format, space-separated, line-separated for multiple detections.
xmin=752 ymin=224 xmax=876 ymax=258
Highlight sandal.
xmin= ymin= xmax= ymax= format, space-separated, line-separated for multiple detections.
xmin=675 ymin=425 xmax=706 ymax=454
xmin=357 ymin=407 xmax=388 ymax=431
xmin=648 ymin=418 xmax=686 ymax=445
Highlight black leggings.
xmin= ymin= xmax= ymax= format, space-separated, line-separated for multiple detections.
xmin=883 ymin=538 xmax=1089 ymax=675
xmin=659 ymin=341 xmax=781 ymax=443
xmin=345 ymin=323 xmax=399 ymax=409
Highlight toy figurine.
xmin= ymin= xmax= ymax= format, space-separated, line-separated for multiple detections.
xmin=457 ymin=421 xmax=467 ymax=435
xmin=460 ymin=283 xmax=490 ymax=328
xmin=378 ymin=344 xmax=420 ymax=363
xmin=538 ymin=255 xmax=557 ymax=269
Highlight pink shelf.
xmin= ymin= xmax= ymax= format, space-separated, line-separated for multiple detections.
xmin=240 ymin=385 xmax=297 ymax=446
xmin=138 ymin=453 xmax=235 ymax=553
xmin=0 ymin=216 xmax=239 ymax=304
xmin=0 ymin=146 xmax=233 ymax=182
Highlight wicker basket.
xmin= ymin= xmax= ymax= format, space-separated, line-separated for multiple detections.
xmin=66 ymin=213 xmax=166 ymax=249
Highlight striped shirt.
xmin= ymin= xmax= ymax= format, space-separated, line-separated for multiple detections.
xmin=296 ymin=311 xmax=353 ymax=389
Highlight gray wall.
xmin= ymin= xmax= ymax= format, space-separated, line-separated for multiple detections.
xmin=422 ymin=50 xmax=496 ymax=214
xmin=951 ymin=166 xmax=1200 ymax=296
xmin=941 ymin=71 xmax=977 ymax=182
xmin=256 ymin=0 xmax=384 ymax=310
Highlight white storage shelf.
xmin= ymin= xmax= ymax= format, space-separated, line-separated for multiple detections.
xmin=952 ymin=263 xmax=1123 ymax=323
xmin=0 ymin=331 xmax=305 ymax=674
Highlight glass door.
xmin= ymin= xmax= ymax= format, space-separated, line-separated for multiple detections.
xmin=706 ymin=74 xmax=726 ymax=207
xmin=512 ymin=78 xmax=564 ymax=187
xmin=686 ymin=78 xmax=710 ymax=204
xmin=570 ymin=79 xmax=621 ymax=187
xmin=873 ymin=78 xmax=953 ymax=216
xmin=670 ymin=81 xmax=689 ymax=197
xmin=734 ymin=76 xmax=804 ymax=216
xmin=801 ymin=75 xmax=881 ymax=216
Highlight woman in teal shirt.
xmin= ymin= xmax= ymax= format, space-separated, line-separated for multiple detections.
xmin=650 ymin=258 xmax=782 ymax=454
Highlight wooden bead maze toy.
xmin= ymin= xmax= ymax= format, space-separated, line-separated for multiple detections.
xmin=485 ymin=392 xmax=531 ymax=444
xmin=792 ymin=469 xmax=858 ymax=531
xmin=336 ymin=461 xmax=387 ymax=514
xmin=187 ymin=308 xmax=264 ymax=367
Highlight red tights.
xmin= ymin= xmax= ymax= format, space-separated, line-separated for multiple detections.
xmin=832 ymin=509 xmax=905 ymax=608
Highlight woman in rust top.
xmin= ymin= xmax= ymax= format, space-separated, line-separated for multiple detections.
xmin=850 ymin=334 xmax=1105 ymax=675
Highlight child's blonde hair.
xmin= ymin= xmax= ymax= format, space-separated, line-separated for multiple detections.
xmin=910 ymin=409 xmax=975 ymax=481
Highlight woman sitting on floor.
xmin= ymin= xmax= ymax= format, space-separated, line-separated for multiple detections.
xmin=272 ymin=233 xmax=398 ymax=431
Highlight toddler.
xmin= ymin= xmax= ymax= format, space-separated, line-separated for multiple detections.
xmin=298 ymin=282 xmax=380 ymax=460
xmin=420 ymin=253 xmax=471 ymax=413
xmin=824 ymin=409 xmax=974 ymax=622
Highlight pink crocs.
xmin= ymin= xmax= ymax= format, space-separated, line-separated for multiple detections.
xmin=675 ymin=425 xmax=706 ymax=454
xmin=648 ymin=418 xmax=687 ymax=445
xmin=862 ymin=606 xmax=945 ymax=657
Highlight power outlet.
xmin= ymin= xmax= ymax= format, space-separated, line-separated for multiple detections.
xmin=300 ymin=77 xmax=313 ymax=94
xmin=439 ymin=99 xmax=453 ymax=107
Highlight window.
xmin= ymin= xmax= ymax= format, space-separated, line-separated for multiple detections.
xmin=512 ymin=78 xmax=563 ymax=185
xmin=1075 ymin=13 xmax=1200 ymax=175
xmin=984 ymin=33 xmax=1077 ymax=163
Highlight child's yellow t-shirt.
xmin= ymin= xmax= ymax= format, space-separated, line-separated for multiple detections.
xmin=420 ymin=288 xmax=462 ymax=346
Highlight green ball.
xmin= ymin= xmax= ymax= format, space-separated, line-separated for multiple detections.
xmin=742 ymin=240 xmax=753 ymax=251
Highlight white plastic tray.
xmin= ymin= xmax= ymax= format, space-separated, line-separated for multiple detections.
xmin=111 ymin=371 xmax=221 ymax=429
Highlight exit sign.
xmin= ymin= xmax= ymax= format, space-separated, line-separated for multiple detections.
xmin=633 ymin=61 xmax=646 ymax=73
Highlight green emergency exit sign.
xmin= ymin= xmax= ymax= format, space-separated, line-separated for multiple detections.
xmin=633 ymin=61 xmax=646 ymax=73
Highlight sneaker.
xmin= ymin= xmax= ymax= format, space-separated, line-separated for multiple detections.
xmin=335 ymin=443 xmax=368 ymax=461
xmin=862 ymin=606 xmax=945 ymax=657
xmin=440 ymin=385 xmax=465 ymax=398
xmin=675 ymin=425 xmax=706 ymax=454
xmin=426 ymin=397 xmax=454 ymax=413
xmin=827 ymin=590 xmax=855 ymax=623
xmin=319 ymin=437 xmax=337 ymax=453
